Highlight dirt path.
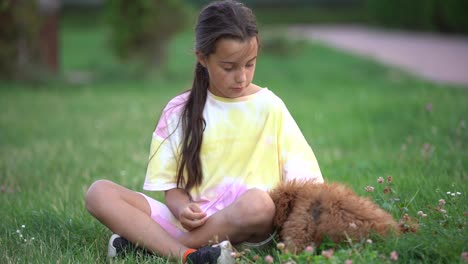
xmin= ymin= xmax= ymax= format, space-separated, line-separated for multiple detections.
xmin=290 ymin=25 xmax=468 ymax=87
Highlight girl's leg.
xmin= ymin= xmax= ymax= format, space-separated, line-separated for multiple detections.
xmin=85 ymin=180 xmax=188 ymax=259
xmin=179 ymin=188 xmax=276 ymax=248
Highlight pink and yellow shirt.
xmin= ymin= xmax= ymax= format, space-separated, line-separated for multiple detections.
xmin=144 ymin=88 xmax=323 ymax=216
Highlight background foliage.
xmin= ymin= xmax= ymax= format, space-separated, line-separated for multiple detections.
xmin=106 ymin=0 xmax=192 ymax=69
xmin=0 ymin=0 xmax=42 ymax=80
xmin=366 ymin=0 xmax=468 ymax=33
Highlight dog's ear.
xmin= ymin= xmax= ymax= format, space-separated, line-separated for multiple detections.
xmin=269 ymin=181 xmax=301 ymax=228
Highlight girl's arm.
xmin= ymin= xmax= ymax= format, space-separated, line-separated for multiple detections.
xmin=165 ymin=188 xmax=207 ymax=230
xmin=165 ymin=188 xmax=191 ymax=217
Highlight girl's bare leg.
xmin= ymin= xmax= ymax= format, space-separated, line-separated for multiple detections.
xmin=85 ymin=180 xmax=188 ymax=259
xmin=86 ymin=181 xmax=275 ymax=257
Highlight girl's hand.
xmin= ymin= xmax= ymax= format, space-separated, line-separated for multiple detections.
xmin=179 ymin=203 xmax=207 ymax=231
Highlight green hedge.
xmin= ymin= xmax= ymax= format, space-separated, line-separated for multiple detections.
xmin=366 ymin=0 xmax=468 ymax=34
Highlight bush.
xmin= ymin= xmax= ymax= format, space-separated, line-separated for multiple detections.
xmin=437 ymin=0 xmax=468 ymax=33
xmin=366 ymin=0 xmax=468 ymax=34
xmin=106 ymin=0 xmax=192 ymax=70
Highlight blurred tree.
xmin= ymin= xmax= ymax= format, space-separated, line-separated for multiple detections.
xmin=0 ymin=1 xmax=42 ymax=80
xmin=0 ymin=0 xmax=59 ymax=81
xmin=38 ymin=0 xmax=60 ymax=74
xmin=107 ymin=0 xmax=191 ymax=70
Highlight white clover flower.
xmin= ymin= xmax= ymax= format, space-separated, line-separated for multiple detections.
xmin=451 ymin=193 xmax=456 ymax=196
xmin=447 ymin=191 xmax=451 ymax=194
xmin=21 ymin=225 xmax=25 ymax=228
xmin=16 ymin=230 xmax=20 ymax=233
xmin=276 ymin=242 xmax=285 ymax=250
xmin=31 ymin=237 xmax=35 ymax=240
xmin=457 ymin=192 xmax=461 ymax=195
xmin=439 ymin=199 xmax=446 ymax=206
xmin=19 ymin=234 xmax=23 ymax=238
xmin=366 ymin=239 xmax=373 ymax=244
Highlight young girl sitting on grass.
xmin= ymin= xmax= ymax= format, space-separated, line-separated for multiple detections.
xmin=85 ymin=0 xmax=323 ymax=263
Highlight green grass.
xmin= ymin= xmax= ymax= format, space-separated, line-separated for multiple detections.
xmin=1 ymin=16 xmax=467 ymax=263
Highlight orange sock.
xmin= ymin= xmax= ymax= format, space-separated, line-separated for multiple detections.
xmin=182 ymin=248 xmax=197 ymax=263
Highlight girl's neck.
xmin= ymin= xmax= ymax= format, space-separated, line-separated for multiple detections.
xmin=207 ymin=84 xmax=266 ymax=103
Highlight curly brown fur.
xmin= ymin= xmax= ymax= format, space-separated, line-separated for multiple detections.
xmin=269 ymin=180 xmax=399 ymax=253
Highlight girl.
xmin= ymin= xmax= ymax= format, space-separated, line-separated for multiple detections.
xmin=85 ymin=0 xmax=323 ymax=263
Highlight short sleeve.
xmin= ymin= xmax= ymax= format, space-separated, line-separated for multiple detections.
xmin=278 ymin=102 xmax=323 ymax=183
xmin=143 ymin=94 xmax=187 ymax=191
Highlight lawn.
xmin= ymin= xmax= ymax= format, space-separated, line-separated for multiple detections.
xmin=0 ymin=14 xmax=467 ymax=264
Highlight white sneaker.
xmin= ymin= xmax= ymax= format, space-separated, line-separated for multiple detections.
xmin=185 ymin=240 xmax=235 ymax=264
xmin=213 ymin=241 xmax=236 ymax=264
xmin=107 ymin=234 xmax=130 ymax=257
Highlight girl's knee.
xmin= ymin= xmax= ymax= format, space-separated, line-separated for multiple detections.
xmin=235 ymin=188 xmax=275 ymax=226
xmin=85 ymin=180 xmax=115 ymax=213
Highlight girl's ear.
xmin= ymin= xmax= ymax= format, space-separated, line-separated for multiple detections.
xmin=196 ymin=51 xmax=207 ymax=68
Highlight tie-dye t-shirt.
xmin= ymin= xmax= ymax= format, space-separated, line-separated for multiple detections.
xmin=143 ymin=88 xmax=323 ymax=216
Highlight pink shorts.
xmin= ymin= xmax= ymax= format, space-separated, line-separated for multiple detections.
xmin=138 ymin=192 xmax=187 ymax=238
xmin=138 ymin=192 xmax=277 ymax=249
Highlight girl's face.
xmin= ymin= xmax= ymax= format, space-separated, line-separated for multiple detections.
xmin=198 ymin=37 xmax=258 ymax=99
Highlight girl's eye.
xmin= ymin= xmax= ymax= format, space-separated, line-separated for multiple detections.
xmin=246 ymin=63 xmax=254 ymax=68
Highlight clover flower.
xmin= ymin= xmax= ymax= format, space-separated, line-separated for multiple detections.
xmin=387 ymin=175 xmax=393 ymax=183
xmin=417 ymin=211 xmax=427 ymax=217
xmin=322 ymin=249 xmax=334 ymax=259
xmin=345 ymin=260 xmax=353 ymax=264
xmin=383 ymin=187 xmax=391 ymax=194
xmin=365 ymin=186 xmax=375 ymax=192
xmin=390 ymin=251 xmax=399 ymax=261
xmin=377 ymin=177 xmax=384 ymax=184
xmin=264 ymin=255 xmax=274 ymax=263
xmin=305 ymin=246 xmax=314 ymax=253
xmin=276 ymin=242 xmax=285 ymax=250
xmin=439 ymin=199 xmax=446 ymax=206
xmin=461 ymin=252 xmax=468 ymax=261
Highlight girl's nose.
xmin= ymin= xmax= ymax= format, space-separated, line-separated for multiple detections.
xmin=235 ymin=68 xmax=247 ymax=83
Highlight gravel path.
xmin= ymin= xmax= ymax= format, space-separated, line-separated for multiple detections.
xmin=290 ymin=25 xmax=468 ymax=87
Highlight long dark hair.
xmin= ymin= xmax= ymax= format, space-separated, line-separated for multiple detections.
xmin=176 ymin=0 xmax=259 ymax=193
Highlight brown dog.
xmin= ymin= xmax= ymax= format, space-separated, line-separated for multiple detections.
xmin=269 ymin=180 xmax=399 ymax=253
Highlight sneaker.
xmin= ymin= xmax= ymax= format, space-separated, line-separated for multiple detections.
xmin=107 ymin=234 xmax=130 ymax=257
xmin=186 ymin=240 xmax=235 ymax=264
